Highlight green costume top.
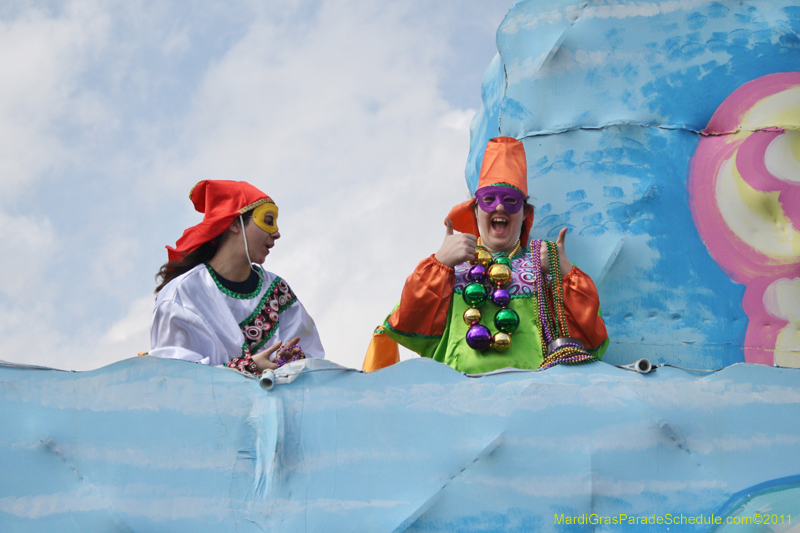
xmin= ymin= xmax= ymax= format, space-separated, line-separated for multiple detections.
xmin=380 ymin=251 xmax=609 ymax=374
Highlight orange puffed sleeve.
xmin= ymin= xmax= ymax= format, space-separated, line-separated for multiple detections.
xmin=562 ymin=266 xmax=608 ymax=349
xmin=387 ymin=255 xmax=455 ymax=337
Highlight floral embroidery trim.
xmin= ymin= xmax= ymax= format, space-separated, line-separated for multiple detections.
xmin=227 ymin=352 xmax=259 ymax=376
xmin=205 ymin=263 xmax=264 ymax=299
xmin=239 ymin=277 xmax=295 ymax=325
xmin=239 ymin=277 xmax=297 ymax=354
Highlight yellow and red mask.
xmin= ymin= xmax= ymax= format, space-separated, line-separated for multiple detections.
xmin=251 ymin=200 xmax=279 ymax=234
xmin=166 ymin=180 xmax=277 ymax=263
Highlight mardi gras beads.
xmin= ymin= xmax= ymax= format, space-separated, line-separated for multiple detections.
xmin=475 ymin=248 xmax=493 ymax=267
xmin=530 ymin=238 xmax=598 ymax=369
xmin=463 ymin=240 xmax=521 ymax=352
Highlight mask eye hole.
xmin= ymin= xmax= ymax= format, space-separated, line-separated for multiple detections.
xmin=504 ymin=196 xmax=518 ymax=205
xmin=482 ymin=195 xmax=495 ymax=204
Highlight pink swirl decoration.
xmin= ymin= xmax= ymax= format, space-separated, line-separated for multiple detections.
xmin=688 ymin=72 xmax=800 ymax=365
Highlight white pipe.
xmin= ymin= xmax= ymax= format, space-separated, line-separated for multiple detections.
xmin=633 ymin=358 xmax=653 ymax=374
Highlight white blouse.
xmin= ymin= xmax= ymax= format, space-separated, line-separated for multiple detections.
xmin=150 ymin=264 xmax=324 ymax=366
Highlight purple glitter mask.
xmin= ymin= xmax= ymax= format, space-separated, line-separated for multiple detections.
xmin=475 ymin=185 xmax=525 ymax=214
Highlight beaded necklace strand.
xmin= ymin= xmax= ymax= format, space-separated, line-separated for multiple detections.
xmin=530 ymin=241 xmax=554 ymax=355
xmin=462 ymin=240 xmax=522 ymax=351
xmin=530 ymin=239 xmax=599 ymax=369
xmin=462 ymin=237 xmax=599 ymax=368
xmin=476 ymin=237 xmax=521 ymax=258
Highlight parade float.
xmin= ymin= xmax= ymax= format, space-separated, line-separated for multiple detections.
xmin=2 ymin=1 xmax=800 ymax=531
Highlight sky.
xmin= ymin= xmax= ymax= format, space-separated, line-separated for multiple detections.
xmin=0 ymin=0 xmax=513 ymax=371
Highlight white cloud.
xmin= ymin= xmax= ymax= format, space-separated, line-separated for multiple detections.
xmin=0 ymin=212 xmax=57 ymax=297
xmin=500 ymin=0 xmax=710 ymax=35
xmin=506 ymin=52 xmax=549 ymax=84
xmin=133 ymin=1 xmax=491 ymax=369
xmin=291 ymin=369 xmax=800 ymax=418
xmin=101 ymin=296 xmax=152 ymax=344
xmin=466 ymin=472 xmax=726 ymax=499
xmin=439 ymin=109 xmax=477 ymax=132
xmin=584 ymin=0 xmax=710 ymax=21
xmin=78 ymin=295 xmax=154 ymax=368
xmin=0 ymin=478 xmax=406 ymax=520
xmin=0 ymin=0 xmax=511 ymax=371
xmin=501 ymin=7 xmax=568 ymax=34
xmin=0 ymin=486 xmax=109 ymax=519
xmin=0 ymin=1 xmax=110 ymax=198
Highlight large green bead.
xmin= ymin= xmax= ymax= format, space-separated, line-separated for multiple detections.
xmin=494 ymin=307 xmax=520 ymax=333
xmin=493 ymin=255 xmax=512 ymax=267
xmin=462 ymin=282 xmax=488 ymax=307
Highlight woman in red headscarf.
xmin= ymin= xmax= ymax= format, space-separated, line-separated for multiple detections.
xmin=150 ymin=180 xmax=324 ymax=375
xmin=364 ymin=137 xmax=607 ymax=374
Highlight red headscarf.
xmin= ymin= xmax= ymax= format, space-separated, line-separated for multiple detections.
xmin=166 ymin=180 xmax=273 ymax=262
xmin=447 ymin=137 xmax=534 ymax=245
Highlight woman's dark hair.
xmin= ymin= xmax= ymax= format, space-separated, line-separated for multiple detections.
xmin=155 ymin=240 xmax=218 ymax=294
xmin=155 ymin=209 xmax=256 ymax=294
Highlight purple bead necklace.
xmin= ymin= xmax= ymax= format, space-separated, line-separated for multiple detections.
xmin=529 ymin=238 xmax=598 ymax=370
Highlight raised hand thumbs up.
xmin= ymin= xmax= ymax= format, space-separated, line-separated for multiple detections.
xmin=435 ymin=218 xmax=478 ymax=267
xmin=539 ymin=227 xmax=573 ymax=279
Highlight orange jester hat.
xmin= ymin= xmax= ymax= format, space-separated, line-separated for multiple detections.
xmin=446 ymin=136 xmax=533 ymax=243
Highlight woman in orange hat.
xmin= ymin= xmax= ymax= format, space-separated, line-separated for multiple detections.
xmin=150 ymin=180 xmax=324 ymax=375
xmin=364 ymin=137 xmax=607 ymax=374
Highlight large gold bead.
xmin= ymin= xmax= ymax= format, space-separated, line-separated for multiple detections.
xmin=492 ymin=331 xmax=512 ymax=351
xmin=463 ymin=307 xmax=482 ymax=326
xmin=476 ymin=248 xmax=492 ymax=267
xmin=487 ymin=263 xmax=512 ymax=286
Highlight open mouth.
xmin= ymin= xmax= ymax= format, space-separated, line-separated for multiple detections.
xmin=491 ymin=217 xmax=509 ymax=234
